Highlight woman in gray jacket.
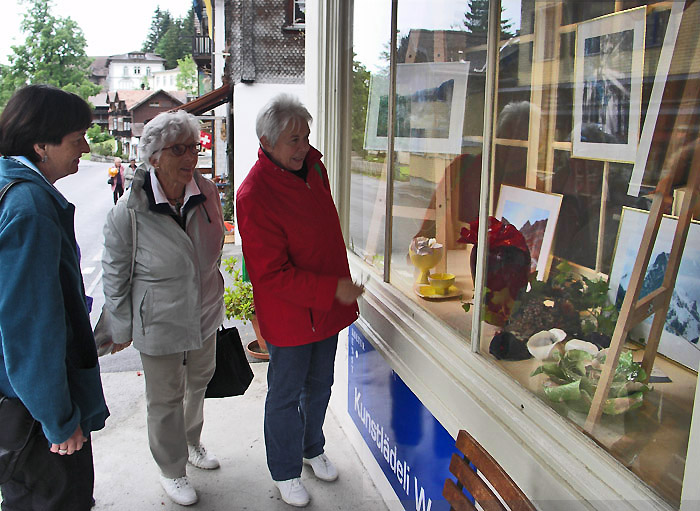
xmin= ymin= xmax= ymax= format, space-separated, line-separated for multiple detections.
xmin=102 ymin=110 xmax=225 ymax=507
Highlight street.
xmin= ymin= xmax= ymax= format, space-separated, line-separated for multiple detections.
xmin=55 ymin=159 xmax=256 ymax=373
xmin=54 ymin=159 xmax=145 ymax=372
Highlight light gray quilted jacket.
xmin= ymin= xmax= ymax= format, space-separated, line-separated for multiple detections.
xmin=102 ymin=168 xmax=225 ymax=356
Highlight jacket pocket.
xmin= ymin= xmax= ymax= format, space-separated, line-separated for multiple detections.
xmin=138 ymin=289 xmax=150 ymax=335
xmin=308 ymin=309 xmax=316 ymax=333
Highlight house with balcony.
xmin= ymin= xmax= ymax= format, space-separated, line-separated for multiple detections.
xmin=108 ymin=89 xmax=187 ymax=160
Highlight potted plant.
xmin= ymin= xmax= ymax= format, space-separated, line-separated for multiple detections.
xmin=222 ymin=257 xmax=269 ymax=360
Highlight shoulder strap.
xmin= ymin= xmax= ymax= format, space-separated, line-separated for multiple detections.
xmin=0 ymin=178 xmax=28 ymax=206
xmin=129 ymin=208 xmax=136 ymax=284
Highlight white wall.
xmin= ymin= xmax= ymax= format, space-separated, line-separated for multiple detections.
xmin=214 ymin=0 xmax=228 ymax=180
xmin=232 ymin=82 xmax=306 ymax=238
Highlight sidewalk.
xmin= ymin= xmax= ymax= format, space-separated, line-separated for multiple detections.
xmin=91 ymin=243 xmax=389 ymax=510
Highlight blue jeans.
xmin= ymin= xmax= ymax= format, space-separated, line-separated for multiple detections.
xmin=265 ymin=334 xmax=338 ymax=481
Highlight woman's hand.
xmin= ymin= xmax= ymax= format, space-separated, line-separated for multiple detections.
xmin=334 ymin=278 xmax=364 ymax=305
xmin=111 ymin=339 xmax=132 ymax=354
xmin=50 ymin=425 xmax=87 ymax=456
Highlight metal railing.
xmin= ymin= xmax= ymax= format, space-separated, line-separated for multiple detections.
xmin=192 ymin=36 xmax=212 ymax=57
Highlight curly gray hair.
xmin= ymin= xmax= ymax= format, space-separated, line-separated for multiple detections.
xmin=256 ymin=94 xmax=312 ymax=149
xmin=140 ymin=110 xmax=200 ymax=165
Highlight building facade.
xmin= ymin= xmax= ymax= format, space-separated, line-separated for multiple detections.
xmin=105 ymin=52 xmax=166 ymax=91
xmin=304 ymin=1 xmax=700 ymax=510
xmin=108 ymin=89 xmax=186 ymax=160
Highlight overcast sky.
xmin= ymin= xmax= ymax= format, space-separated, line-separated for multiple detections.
xmin=0 ymin=0 xmax=192 ymax=64
xmin=354 ymin=0 xmax=522 ymax=73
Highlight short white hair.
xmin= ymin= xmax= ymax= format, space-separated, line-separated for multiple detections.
xmin=256 ymin=94 xmax=312 ymax=148
xmin=140 ymin=110 xmax=200 ymax=165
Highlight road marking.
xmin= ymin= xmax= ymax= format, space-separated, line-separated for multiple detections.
xmin=86 ymin=268 xmax=103 ymax=297
xmin=82 ymin=266 xmax=95 ymax=275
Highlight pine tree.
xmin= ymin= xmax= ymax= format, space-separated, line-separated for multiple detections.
xmin=142 ymin=7 xmax=173 ymax=53
xmin=463 ymin=0 xmax=514 ymax=39
xmin=153 ymin=7 xmax=196 ymax=69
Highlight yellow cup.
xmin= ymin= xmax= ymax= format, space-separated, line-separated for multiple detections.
xmin=428 ymin=273 xmax=455 ymax=295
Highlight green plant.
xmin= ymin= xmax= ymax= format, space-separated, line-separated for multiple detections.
xmin=531 ymin=349 xmax=650 ymax=415
xmin=507 ymin=261 xmax=619 ymax=340
xmin=91 ymin=141 xmax=114 ymax=157
xmin=222 ymin=185 xmax=234 ymax=220
xmin=222 ymin=257 xmax=255 ymax=323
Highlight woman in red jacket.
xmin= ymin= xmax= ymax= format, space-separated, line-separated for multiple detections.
xmin=236 ymin=94 xmax=363 ymax=507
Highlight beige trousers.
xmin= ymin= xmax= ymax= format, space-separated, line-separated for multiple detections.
xmin=139 ymin=333 xmax=216 ymax=478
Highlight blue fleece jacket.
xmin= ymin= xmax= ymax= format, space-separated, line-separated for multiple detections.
xmin=0 ymin=157 xmax=109 ymax=444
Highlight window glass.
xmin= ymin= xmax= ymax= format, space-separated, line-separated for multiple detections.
xmin=294 ymin=0 xmax=306 ymax=25
xmin=387 ymin=0 xmax=517 ymax=339
xmin=348 ymin=0 xmax=699 ymax=505
xmin=349 ymin=0 xmax=393 ymax=275
xmin=479 ymin=1 xmax=697 ymax=506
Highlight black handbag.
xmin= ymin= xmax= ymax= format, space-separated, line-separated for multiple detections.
xmin=0 ymin=395 xmax=39 ymax=484
xmin=205 ymin=326 xmax=254 ymax=398
xmin=107 ymin=177 xmax=114 ymax=185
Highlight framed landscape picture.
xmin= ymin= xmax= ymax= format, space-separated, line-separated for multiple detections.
xmin=495 ymin=185 xmax=563 ymax=281
xmin=364 ymin=61 xmax=469 ymax=155
xmin=572 ymin=7 xmax=646 ymax=163
xmin=608 ymin=207 xmax=700 ymax=371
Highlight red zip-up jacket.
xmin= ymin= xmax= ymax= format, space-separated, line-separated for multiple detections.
xmin=236 ymin=146 xmax=359 ymax=347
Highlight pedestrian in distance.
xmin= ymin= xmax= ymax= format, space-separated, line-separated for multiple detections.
xmin=0 ymin=84 xmax=110 ymax=511
xmin=101 ymin=110 xmax=225 ymax=507
xmin=108 ymin=156 xmax=125 ymax=204
xmin=236 ymin=94 xmax=363 ymax=507
xmin=125 ymin=158 xmax=137 ymax=189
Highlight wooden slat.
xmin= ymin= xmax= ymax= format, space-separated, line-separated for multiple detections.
xmin=443 ymin=479 xmax=477 ymax=511
xmin=454 ymin=430 xmax=537 ymax=511
xmin=630 ymin=286 xmax=673 ymax=326
xmin=585 ymin=192 xmax=667 ymax=430
xmin=450 ymin=455 xmax=506 ymax=511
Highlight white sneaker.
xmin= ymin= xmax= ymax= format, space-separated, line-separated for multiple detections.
xmin=275 ymin=477 xmax=310 ymax=507
xmin=188 ymin=443 xmax=220 ymax=470
xmin=303 ymin=453 xmax=338 ymax=482
xmin=159 ymin=475 xmax=198 ymax=506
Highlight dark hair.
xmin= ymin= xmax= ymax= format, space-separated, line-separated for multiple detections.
xmin=0 ymin=84 xmax=93 ymax=163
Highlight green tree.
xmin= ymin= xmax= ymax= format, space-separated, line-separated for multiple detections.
xmin=154 ymin=7 xmax=195 ymax=69
xmin=463 ymin=0 xmax=514 ymax=39
xmin=0 ymin=0 xmax=100 ymax=106
xmin=176 ymin=54 xmax=197 ymax=95
xmin=351 ymin=57 xmax=370 ymax=155
xmin=87 ymin=124 xmax=113 ymax=144
xmin=142 ymin=7 xmax=173 ymax=53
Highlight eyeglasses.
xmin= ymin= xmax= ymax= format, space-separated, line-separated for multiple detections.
xmin=163 ymin=143 xmax=201 ymax=156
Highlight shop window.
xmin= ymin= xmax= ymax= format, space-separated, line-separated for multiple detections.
xmin=349 ymin=0 xmax=699 ymax=506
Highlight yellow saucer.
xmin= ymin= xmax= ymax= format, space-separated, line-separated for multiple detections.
xmin=415 ymin=284 xmax=462 ymax=300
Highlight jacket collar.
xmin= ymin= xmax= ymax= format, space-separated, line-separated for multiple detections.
xmin=127 ymin=166 xmax=207 ymax=214
xmin=256 ymin=146 xmax=323 ymax=174
xmin=0 ymin=156 xmax=70 ymax=209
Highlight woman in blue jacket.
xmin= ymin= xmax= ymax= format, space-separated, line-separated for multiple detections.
xmin=0 ymin=85 xmax=109 ymax=510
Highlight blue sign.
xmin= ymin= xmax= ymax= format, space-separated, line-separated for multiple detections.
xmin=348 ymin=324 xmax=459 ymax=511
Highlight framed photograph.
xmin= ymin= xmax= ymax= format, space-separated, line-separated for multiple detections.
xmin=608 ymin=207 xmax=700 ymax=371
xmin=572 ymin=7 xmax=646 ymax=163
xmin=495 ymin=185 xmax=563 ymax=281
xmin=364 ymin=62 xmax=469 ymax=155
xmin=627 ymin=1 xmax=683 ymax=196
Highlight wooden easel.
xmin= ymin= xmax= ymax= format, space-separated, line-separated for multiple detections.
xmin=584 ymin=0 xmax=700 ymax=433
xmin=584 ymin=163 xmax=699 ymax=432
